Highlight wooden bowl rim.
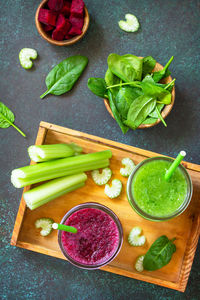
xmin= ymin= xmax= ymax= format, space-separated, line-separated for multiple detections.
xmin=104 ymin=58 xmax=175 ymax=129
xmin=35 ymin=0 xmax=90 ymax=46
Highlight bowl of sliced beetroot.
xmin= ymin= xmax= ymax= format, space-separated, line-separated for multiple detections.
xmin=35 ymin=0 xmax=89 ymax=46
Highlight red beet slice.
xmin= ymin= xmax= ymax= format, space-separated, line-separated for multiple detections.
xmin=44 ymin=24 xmax=54 ymax=32
xmin=38 ymin=8 xmax=57 ymax=26
xmin=56 ymin=14 xmax=71 ymax=34
xmin=48 ymin=0 xmax=64 ymax=11
xmin=69 ymin=15 xmax=84 ymax=29
xmin=65 ymin=34 xmax=73 ymax=40
xmin=70 ymin=0 xmax=84 ymax=18
xmin=68 ymin=26 xmax=82 ymax=36
xmin=60 ymin=1 xmax=71 ymax=16
xmin=52 ymin=29 xmax=65 ymax=40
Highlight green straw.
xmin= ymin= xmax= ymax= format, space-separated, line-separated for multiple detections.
xmin=52 ymin=223 xmax=77 ymax=234
xmin=165 ymin=151 xmax=186 ymax=181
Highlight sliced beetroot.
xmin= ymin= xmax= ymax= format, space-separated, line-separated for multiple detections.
xmin=70 ymin=0 xmax=84 ymax=18
xmin=68 ymin=26 xmax=82 ymax=36
xmin=69 ymin=15 xmax=84 ymax=29
xmin=48 ymin=0 xmax=64 ymax=11
xmin=60 ymin=1 xmax=71 ymax=16
xmin=56 ymin=14 xmax=71 ymax=34
xmin=65 ymin=34 xmax=73 ymax=40
xmin=43 ymin=24 xmax=54 ymax=32
xmin=38 ymin=8 xmax=57 ymax=26
xmin=52 ymin=28 xmax=65 ymax=40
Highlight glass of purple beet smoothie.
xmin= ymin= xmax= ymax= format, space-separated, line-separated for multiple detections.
xmin=58 ymin=202 xmax=123 ymax=269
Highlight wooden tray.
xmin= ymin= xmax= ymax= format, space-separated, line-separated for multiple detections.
xmin=11 ymin=121 xmax=200 ymax=292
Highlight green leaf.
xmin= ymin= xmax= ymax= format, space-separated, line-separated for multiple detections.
xmin=0 ymin=102 xmax=15 ymax=128
xmin=142 ymin=56 xmax=156 ymax=78
xmin=149 ymin=103 xmax=164 ymax=118
xmin=122 ymin=54 xmax=143 ymax=81
xmin=141 ymin=82 xmax=171 ymax=104
xmin=40 ymin=56 xmax=88 ymax=98
xmin=0 ymin=102 xmax=26 ymax=137
xmin=87 ymin=78 xmax=107 ymax=98
xmin=108 ymin=90 xmax=129 ymax=134
xmin=105 ymin=68 xmax=120 ymax=98
xmin=115 ymin=86 xmax=143 ymax=119
xmin=142 ymin=117 xmax=158 ymax=125
xmin=143 ymin=235 xmax=176 ymax=271
xmin=124 ymin=95 xmax=156 ymax=129
xmin=152 ymin=56 xmax=174 ymax=83
xmin=107 ymin=53 xmax=136 ymax=82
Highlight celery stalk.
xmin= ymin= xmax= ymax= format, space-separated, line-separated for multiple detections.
xmin=28 ymin=144 xmax=77 ymax=162
xmin=24 ymin=173 xmax=87 ymax=210
xmin=13 ymin=159 xmax=109 ymax=188
xmin=11 ymin=151 xmax=111 ymax=188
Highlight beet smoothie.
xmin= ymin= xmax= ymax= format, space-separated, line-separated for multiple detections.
xmin=61 ymin=207 xmax=120 ymax=265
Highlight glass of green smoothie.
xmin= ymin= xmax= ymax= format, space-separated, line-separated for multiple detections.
xmin=127 ymin=156 xmax=193 ymax=221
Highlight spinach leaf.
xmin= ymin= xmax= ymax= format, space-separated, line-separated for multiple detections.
xmin=108 ymin=90 xmax=129 ymax=134
xmin=115 ymin=86 xmax=143 ymax=119
xmin=87 ymin=78 xmax=107 ymax=98
xmin=141 ymin=82 xmax=171 ymax=104
xmin=143 ymin=235 xmax=176 ymax=271
xmin=149 ymin=103 xmax=164 ymax=118
xmin=107 ymin=53 xmax=136 ymax=82
xmin=142 ymin=56 xmax=156 ymax=78
xmin=142 ymin=117 xmax=158 ymax=125
xmin=40 ymin=55 xmax=88 ymax=98
xmin=152 ymin=56 xmax=174 ymax=83
xmin=122 ymin=54 xmax=143 ymax=81
xmin=124 ymin=95 xmax=156 ymax=129
xmin=105 ymin=68 xmax=120 ymax=98
xmin=0 ymin=102 xmax=26 ymax=137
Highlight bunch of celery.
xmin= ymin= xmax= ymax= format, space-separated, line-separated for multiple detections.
xmin=28 ymin=143 xmax=82 ymax=162
xmin=11 ymin=146 xmax=112 ymax=210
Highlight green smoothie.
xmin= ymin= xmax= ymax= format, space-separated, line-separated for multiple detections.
xmin=131 ymin=159 xmax=188 ymax=217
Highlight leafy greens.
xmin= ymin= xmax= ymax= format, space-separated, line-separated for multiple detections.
xmin=87 ymin=54 xmax=174 ymax=133
xmin=40 ymin=56 xmax=88 ymax=99
xmin=0 ymin=102 xmax=26 ymax=137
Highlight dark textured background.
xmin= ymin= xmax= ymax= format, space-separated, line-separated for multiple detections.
xmin=0 ymin=0 xmax=200 ymax=299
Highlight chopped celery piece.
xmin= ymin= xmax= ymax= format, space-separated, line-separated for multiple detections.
xmin=118 ymin=14 xmax=140 ymax=33
xmin=28 ymin=144 xmax=75 ymax=162
xmin=11 ymin=150 xmax=112 ymax=188
xmin=24 ymin=173 xmax=87 ymax=210
xmin=35 ymin=218 xmax=54 ymax=236
xmin=135 ymin=255 xmax=145 ymax=272
xmin=68 ymin=143 xmax=82 ymax=155
xmin=128 ymin=227 xmax=146 ymax=246
xmin=104 ymin=179 xmax=122 ymax=199
xmin=120 ymin=158 xmax=135 ymax=177
xmin=91 ymin=168 xmax=112 ymax=185
xmin=19 ymin=48 xmax=37 ymax=69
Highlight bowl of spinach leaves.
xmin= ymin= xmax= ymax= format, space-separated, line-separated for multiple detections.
xmin=88 ymin=54 xmax=175 ymax=134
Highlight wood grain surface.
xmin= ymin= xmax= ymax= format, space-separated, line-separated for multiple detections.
xmin=11 ymin=122 xmax=200 ymax=292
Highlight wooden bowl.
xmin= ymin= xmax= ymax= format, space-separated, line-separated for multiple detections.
xmin=35 ymin=0 xmax=90 ymax=46
xmin=104 ymin=59 xmax=175 ymax=129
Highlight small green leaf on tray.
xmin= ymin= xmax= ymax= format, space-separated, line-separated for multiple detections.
xmin=0 ymin=102 xmax=26 ymax=137
xmin=19 ymin=48 xmax=38 ymax=69
xmin=143 ymin=235 xmax=176 ymax=271
xmin=118 ymin=14 xmax=140 ymax=32
xmin=40 ymin=55 xmax=88 ymax=99
xmin=35 ymin=218 xmax=54 ymax=236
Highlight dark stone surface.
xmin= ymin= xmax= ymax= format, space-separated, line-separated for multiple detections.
xmin=0 ymin=0 xmax=199 ymax=299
